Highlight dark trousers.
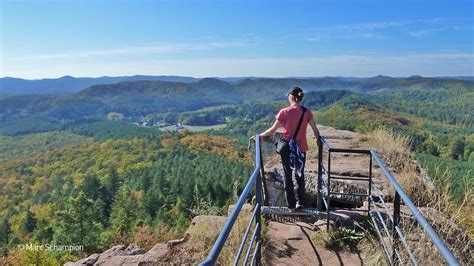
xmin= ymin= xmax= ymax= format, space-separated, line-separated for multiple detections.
xmin=280 ymin=148 xmax=306 ymax=208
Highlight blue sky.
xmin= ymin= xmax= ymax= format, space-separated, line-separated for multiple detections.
xmin=1 ymin=0 xmax=473 ymax=78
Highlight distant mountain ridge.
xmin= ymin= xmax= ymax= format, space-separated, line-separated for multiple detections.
xmin=1 ymin=75 xmax=473 ymax=96
xmin=0 ymin=75 xmax=199 ymax=96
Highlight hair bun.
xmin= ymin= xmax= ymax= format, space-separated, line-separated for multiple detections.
xmin=298 ymin=92 xmax=304 ymax=97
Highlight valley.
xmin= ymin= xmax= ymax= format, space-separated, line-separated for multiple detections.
xmin=0 ymin=75 xmax=472 ymax=263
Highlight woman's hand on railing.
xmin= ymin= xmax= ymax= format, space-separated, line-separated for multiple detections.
xmin=250 ymin=135 xmax=264 ymax=142
xmin=315 ymin=136 xmax=320 ymax=146
xmin=248 ymin=135 xmax=261 ymax=151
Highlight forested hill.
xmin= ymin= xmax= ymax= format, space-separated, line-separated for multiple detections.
xmin=1 ymin=76 xmax=472 ymax=127
xmin=77 ymin=78 xmax=236 ymax=100
xmin=234 ymin=75 xmax=474 ymax=100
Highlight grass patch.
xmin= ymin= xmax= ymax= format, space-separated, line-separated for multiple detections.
xmin=183 ymin=205 xmax=264 ymax=264
xmin=311 ymin=224 xmax=387 ymax=265
xmin=417 ymin=153 xmax=473 ymax=203
xmin=326 ymin=227 xmax=365 ymax=252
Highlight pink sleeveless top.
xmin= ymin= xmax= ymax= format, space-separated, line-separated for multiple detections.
xmin=275 ymin=106 xmax=313 ymax=152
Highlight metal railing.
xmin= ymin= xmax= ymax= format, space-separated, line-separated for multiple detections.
xmin=201 ymin=134 xmax=459 ymax=265
xmin=316 ymin=136 xmax=460 ymax=265
xmin=200 ymin=134 xmax=264 ymax=266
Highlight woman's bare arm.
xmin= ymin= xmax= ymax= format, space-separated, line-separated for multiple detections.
xmin=309 ymin=118 xmax=320 ymax=144
xmin=250 ymin=120 xmax=283 ymax=141
xmin=260 ymin=120 xmax=284 ymax=138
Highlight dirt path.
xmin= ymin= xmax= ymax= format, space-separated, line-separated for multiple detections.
xmin=264 ymin=221 xmax=364 ymax=266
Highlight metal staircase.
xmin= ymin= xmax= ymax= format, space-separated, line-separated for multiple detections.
xmin=200 ymin=134 xmax=460 ymax=266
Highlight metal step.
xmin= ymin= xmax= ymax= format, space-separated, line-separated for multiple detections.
xmin=261 ymin=206 xmax=319 ymax=216
xmin=330 ymin=174 xmax=370 ymax=182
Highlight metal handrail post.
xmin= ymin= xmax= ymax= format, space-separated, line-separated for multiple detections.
xmin=326 ymin=150 xmax=331 ymax=231
xmin=392 ymin=191 xmax=401 ymax=264
xmin=368 ymin=154 xmax=372 ymax=215
xmin=254 ymin=144 xmax=263 ymax=265
xmin=317 ymin=137 xmax=323 ymax=211
xmin=259 ymin=142 xmax=268 ymax=206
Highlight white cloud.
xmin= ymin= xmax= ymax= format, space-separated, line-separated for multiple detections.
xmin=306 ymin=21 xmax=404 ymax=33
xmin=301 ymin=17 xmax=474 ymax=41
xmin=409 ymin=28 xmax=447 ymax=38
xmin=409 ymin=25 xmax=474 ymax=38
xmin=304 ymin=37 xmax=321 ymax=42
xmin=301 ymin=21 xmax=405 ymax=41
xmin=11 ymin=41 xmax=246 ymax=61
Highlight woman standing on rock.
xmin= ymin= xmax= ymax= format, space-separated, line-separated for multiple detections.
xmin=257 ymin=87 xmax=320 ymax=211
